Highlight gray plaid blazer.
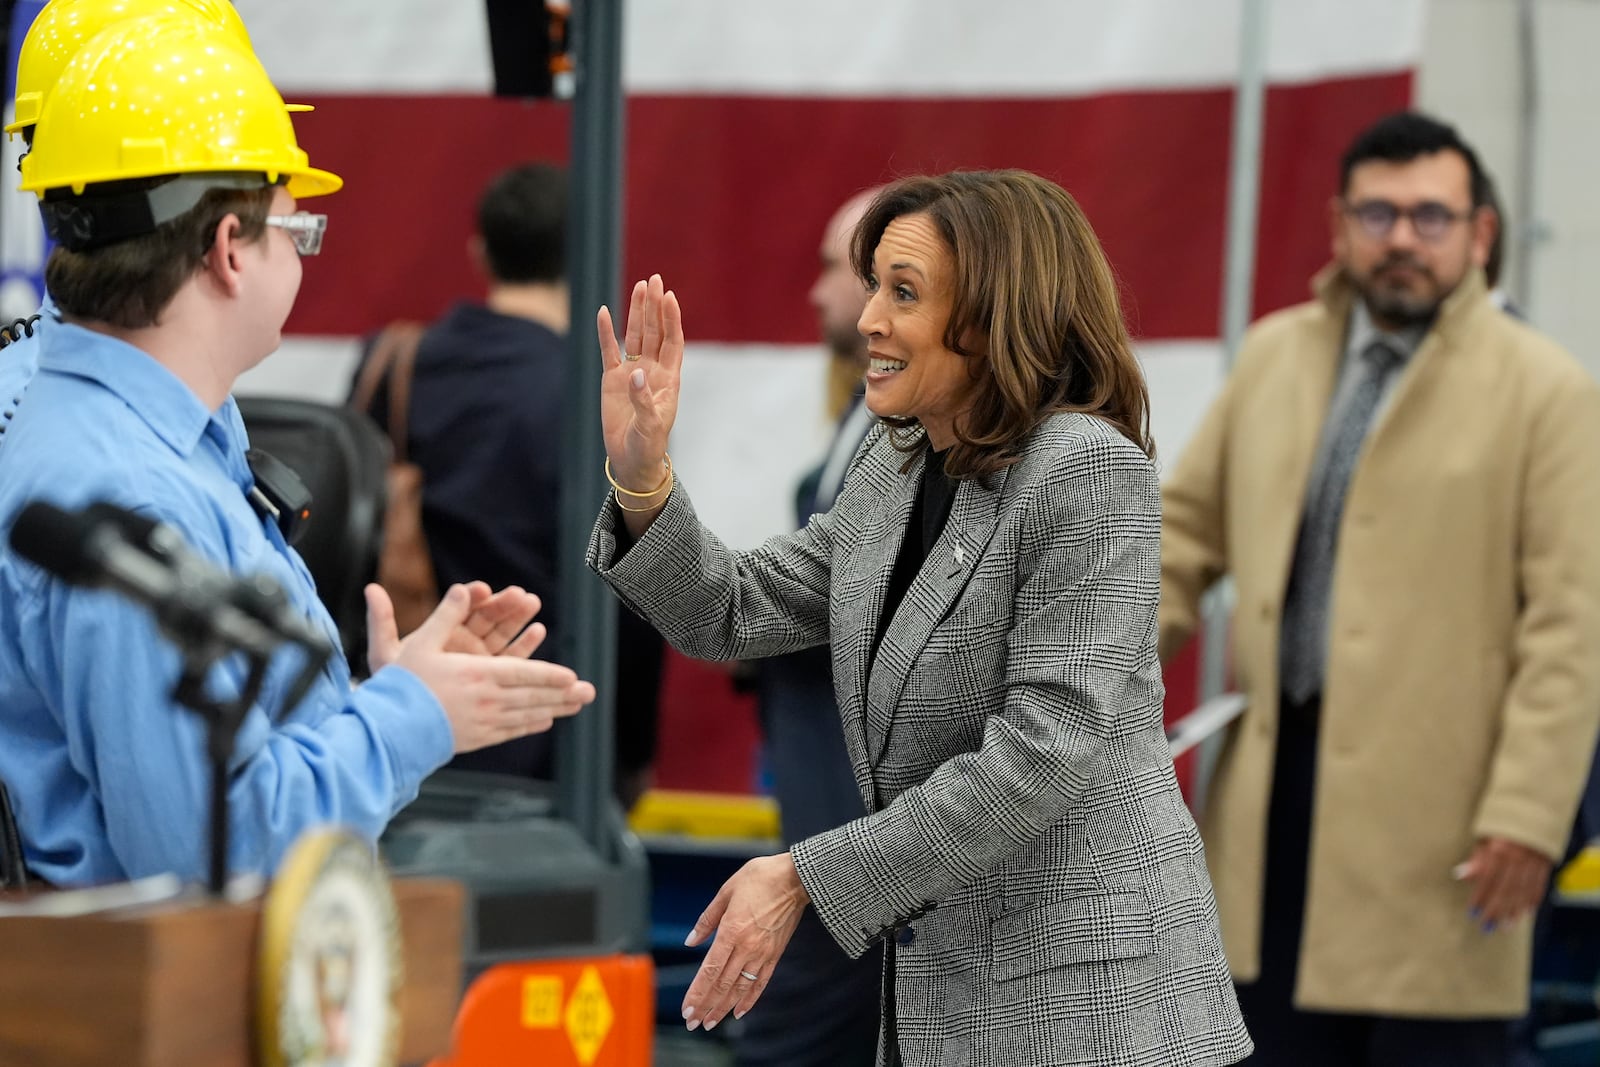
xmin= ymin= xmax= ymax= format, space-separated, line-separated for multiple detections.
xmin=590 ymin=413 xmax=1250 ymax=1066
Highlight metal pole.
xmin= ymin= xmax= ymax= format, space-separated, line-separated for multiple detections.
xmin=1193 ymin=0 xmax=1267 ymax=804
xmin=1219 ymin=0 xmax=1268 ymax=369
xmin=1512 ymin=0 xmax=1540 ymax=316
xmin=557 ymin=0 xmax=624 ymax=855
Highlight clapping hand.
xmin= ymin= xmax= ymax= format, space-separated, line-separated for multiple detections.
xmin=365 ymin=580 xmax=545 ymax=673
xmin=369 ymin=583 xmax=595 ymax=752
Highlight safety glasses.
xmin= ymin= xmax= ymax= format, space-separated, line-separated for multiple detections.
xmin=264 ymin=212 xmax=327 ymax=256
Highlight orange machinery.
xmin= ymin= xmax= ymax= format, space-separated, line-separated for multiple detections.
xmin=429 ymin=955 xmax=654 ymax=1067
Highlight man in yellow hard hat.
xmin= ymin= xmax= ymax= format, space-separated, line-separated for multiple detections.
xmin=1 ymin=0 xmax=256 ymax=444
xmin=0 ymin=14 xmax=596 ymax=888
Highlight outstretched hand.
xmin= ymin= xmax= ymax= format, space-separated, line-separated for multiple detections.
xmin=368 ymin=583 xmax=594 ymax=753
xmin=679 ymin=852 xmax=810 ymax=1033
xmin=597 ymin=274 xmax=683 ymax=500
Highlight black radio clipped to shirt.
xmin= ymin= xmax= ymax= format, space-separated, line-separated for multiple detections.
xmin=245 ymin=448 xmax=313 ymax=546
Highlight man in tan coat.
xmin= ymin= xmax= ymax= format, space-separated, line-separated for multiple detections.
xmin=1162 ymin=111 xmax=1600 ymax=1065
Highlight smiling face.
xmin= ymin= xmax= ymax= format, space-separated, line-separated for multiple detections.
xmin=857 ymin=212 xmax=978 ymax=450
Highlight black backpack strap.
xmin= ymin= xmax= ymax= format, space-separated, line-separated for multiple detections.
xmin=349 ymin=322 xmax=426 ymax=464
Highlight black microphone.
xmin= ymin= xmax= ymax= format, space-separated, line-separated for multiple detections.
xmin=11 ymin=501 xmax=336 ymax=896
xmin=9 ymin=501 xmax=332 ymax=679
xmin=79 ymin=502 xmax=334 ymax=661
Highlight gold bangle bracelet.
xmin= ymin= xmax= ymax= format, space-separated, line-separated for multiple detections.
xmin=614 ymin=482 xmax=672 ymax=513
xmin=605 ymin=455 xmax=673 ymax=498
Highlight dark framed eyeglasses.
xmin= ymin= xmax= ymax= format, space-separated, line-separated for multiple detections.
xmin=1343 ymin=199 xmax=1474 ymax=243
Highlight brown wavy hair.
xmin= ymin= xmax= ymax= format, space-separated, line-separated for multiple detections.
xmin=47 ymin=181 xmax=274 ymax=329
xmin=852 ymin=170 xmax=1153 ymax=478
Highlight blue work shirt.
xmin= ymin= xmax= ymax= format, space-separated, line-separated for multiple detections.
xmin=0 ymin=293 xmax=59 ymax=438
xmin=0 ymin=323 xmax=454 ymax=886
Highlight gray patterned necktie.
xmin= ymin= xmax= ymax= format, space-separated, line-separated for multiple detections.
xmin=1280 ymin=338 xmax=1403 ymax=703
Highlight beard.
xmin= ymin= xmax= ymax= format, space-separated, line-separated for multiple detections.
xmin=1354 ymin=254 xmax=1447 ymax=328
xmin=823 ymin=321 xmax=867 ymax=362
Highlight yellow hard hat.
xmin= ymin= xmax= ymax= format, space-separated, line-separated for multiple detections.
xmin=20 ymin=15 xmax=341 ymax=201
xmin=6 ymin=0 xmax=253 ymax=136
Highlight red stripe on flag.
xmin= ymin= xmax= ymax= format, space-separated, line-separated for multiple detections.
xmin=280 ymin=74 xmax=1410 ymax=797
xmin=286 ymin=95 xmax=571 ymax=336
xmin=1253 ymin=70 xmax=1415 ymax=318
xmin=285 ymin=72 xmax=1409 ymax=343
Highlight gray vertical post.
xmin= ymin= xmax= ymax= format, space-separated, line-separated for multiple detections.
xmin=1193 ymin=0 xmax=1267 ymax=804
xmin=556 ymin=0 xmax=625 ymax=855
xmin=1512 ymin=0 xmax=1541 ymax=316
xmin=1219 ymin=0 xmax=1268 ymax=367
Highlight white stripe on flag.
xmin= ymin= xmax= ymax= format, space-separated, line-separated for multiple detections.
xmin=240 ymin=0 xmax=1424 ymax=97
xmin=241 ymin=338 xmax=1225 ymax=550
xmin=1140 ymin=340 xmax=1229 ymax=483
xmin=234 ymin=0 xmax=494 ymax=94
xmin=671 ymin=344 xmax=836 ymax=551
xmin=625 ymin=0 xmax=1426 ymax=97
xmin=236 ymin=336 xmax=364 ymax=405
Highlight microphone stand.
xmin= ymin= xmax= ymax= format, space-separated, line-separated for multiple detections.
xmin=147 ymin=556 xmax=328 ymax=898
xmin=168 ymin=631 xmax=272 ymax=898
xmin=7 ymin=499 xmax=334 ymax=897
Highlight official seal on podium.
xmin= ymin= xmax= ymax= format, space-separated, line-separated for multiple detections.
xmin=257 ymin=829 xmax=403 ymax=1067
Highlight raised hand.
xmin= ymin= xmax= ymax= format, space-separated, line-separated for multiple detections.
xmin=384 ymin=584 xmax=595 ymax=752
xmin=597 ymin=274 xmax=683 ymax=517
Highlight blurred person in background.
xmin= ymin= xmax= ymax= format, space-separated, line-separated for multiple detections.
xmin=738 ymin=187 xmax=883 ymax=1067
xmin=590 ymin=171 xmax=1251 ymax=1066
xmin=1161 ymin=111 xmax=1600 ymax=1066
xmin=350 ymin=163 xmax=663 ymax=808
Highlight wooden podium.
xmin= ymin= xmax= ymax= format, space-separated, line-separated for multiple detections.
xmin=0 ymin=877 xmax=465 ymax=1067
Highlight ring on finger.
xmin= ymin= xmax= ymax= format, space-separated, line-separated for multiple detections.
xmin=738 ymin=969 xmax=759 ymax=982
xmin=622 ymin=351 xmax=643 ymax=362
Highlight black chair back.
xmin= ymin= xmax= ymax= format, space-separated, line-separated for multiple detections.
xmin=236 ymin=396 xmax=389 ymax=675
xmin=0 ymin=780 xmax=26 ymax=889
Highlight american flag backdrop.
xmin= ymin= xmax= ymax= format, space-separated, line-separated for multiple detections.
xmin=5 ymin=0 xmax=1426 ymax=792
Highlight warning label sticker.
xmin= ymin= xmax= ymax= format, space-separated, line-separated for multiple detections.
xmin=564 ymin=965 xmax=614 ymax=1065
xmin=521 ymin=975 xmax=563 ymax=1030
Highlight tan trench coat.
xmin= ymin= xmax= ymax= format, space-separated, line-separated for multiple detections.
xmin=1160 ymin=265 xmax=1600 ymax=1016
